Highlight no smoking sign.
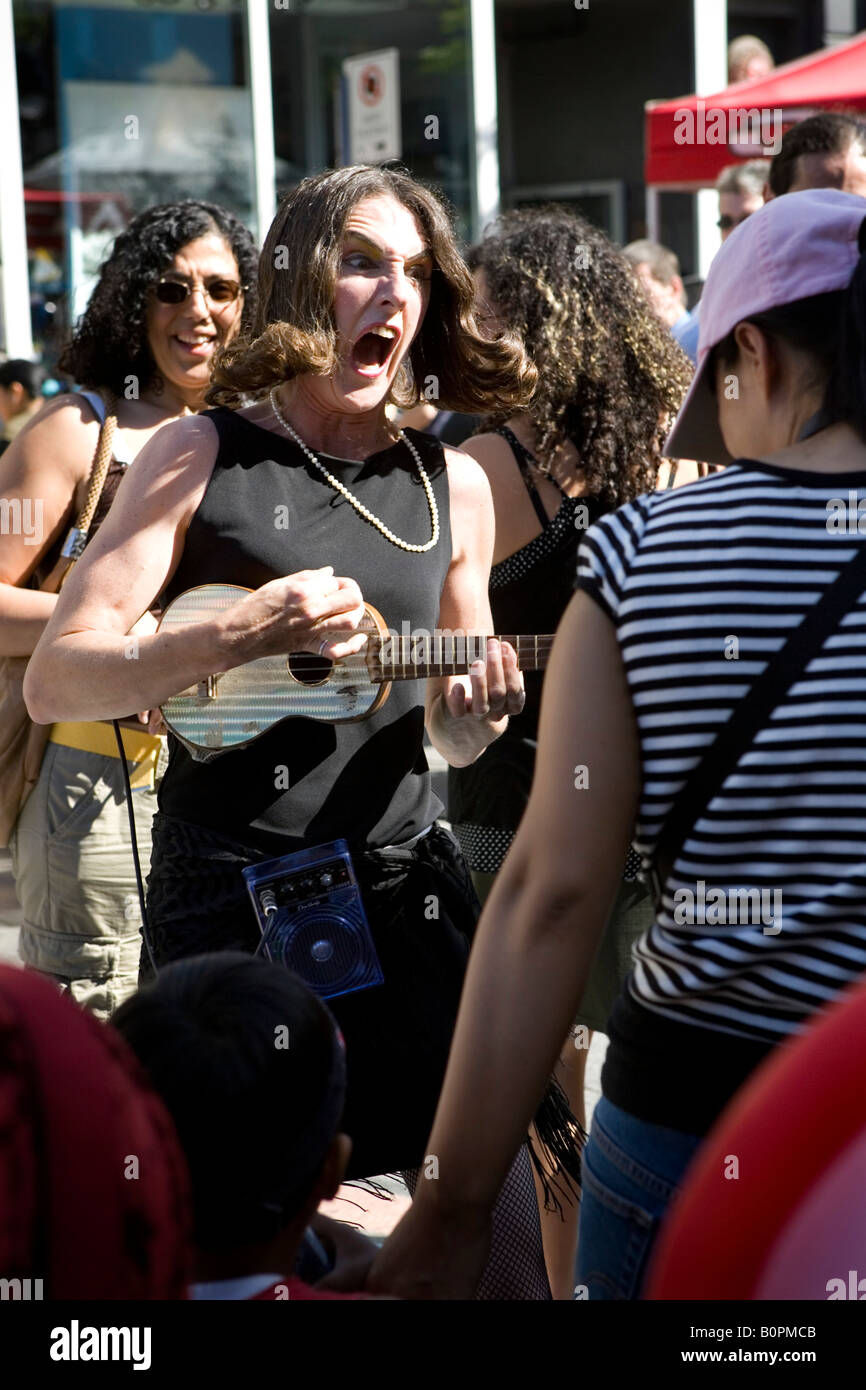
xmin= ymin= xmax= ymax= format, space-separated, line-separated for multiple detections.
xmin=342 ymin=48 xmax=401 ymax=163
xmin=359 ymin=64 xmax=384 ymax=107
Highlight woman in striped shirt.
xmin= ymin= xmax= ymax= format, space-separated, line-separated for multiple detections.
xmin=369 ymin=188 xmax=866 ymax=1299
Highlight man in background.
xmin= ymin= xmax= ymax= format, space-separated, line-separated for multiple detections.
xmin=0 ymin=359 xmax=45 ymax=454
xmin=630 ymin=164 xmax=768 ymax=366
xmin=623 ymin=239 xmax=697 ymax=363
xmin=716 ymin=160 xmax=770 ymax=240
xmin=767 ymin=113 xmax=866 ymax=199
xmin=621 ymin=241 xmax=707 ymax=485
xmin=728 ymin=34 xmax=774 ymax=84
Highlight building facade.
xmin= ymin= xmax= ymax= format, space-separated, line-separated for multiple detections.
xmin=2 ymin=0 xmax=863 ymax=360
xmin=3 ymin=0 xmax=493 ymax=360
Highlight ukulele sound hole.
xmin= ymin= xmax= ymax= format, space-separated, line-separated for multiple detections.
xmin=287 ymin=651 xmax=334 ymax=685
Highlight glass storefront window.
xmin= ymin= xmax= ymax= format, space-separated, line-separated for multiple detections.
xmin=269 ymin=0 xmax=475 ymax=243
xmin=10 ymin=0 xmax=480 ymax=364
xmin=14 ymin=0 xmax=257 ymax=364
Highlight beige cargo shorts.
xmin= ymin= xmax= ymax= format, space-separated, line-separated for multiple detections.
xmin=9 ymin=739 xmax=159 ymax=1020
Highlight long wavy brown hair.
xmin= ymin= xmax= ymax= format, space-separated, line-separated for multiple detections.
xmin=470 ymin=206 xmax=693 ymax=505
xmin=208 ymin=165 xmax=536 ymax=414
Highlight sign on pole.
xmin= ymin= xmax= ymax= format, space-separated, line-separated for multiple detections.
xmin=341 ymin=48 xmax=401 ymax=164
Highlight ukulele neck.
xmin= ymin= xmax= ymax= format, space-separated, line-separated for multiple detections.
xmin=374 ymin=633 xmax=552 ymax=681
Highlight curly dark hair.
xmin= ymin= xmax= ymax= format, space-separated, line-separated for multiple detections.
xmin=469 ymin=206 xmax=694 ymax=505
xmin=208 ymin=164 xmax=536 ymax=415
xmin=59 ymin=200 xmax=258 ymax=397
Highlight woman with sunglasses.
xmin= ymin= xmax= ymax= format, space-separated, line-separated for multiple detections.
xmin=0 ymin=199 xmax=256 ymax=1019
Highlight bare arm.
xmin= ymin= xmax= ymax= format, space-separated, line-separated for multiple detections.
xmin=459 ymin=431 xmax=550 ymax=568
xmin=0 ymin=396 xmax=100 ymax=656
xmin=371 ymin=590 xmax=642 ymax=1297
xmin=24 ymin=416 xmax=368 ymax=723
xmin=424 ymin=447 xmax=524 ymax=767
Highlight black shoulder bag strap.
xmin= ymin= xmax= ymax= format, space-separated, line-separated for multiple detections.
xmin=648 ymin=539 xmax=866 ymax=907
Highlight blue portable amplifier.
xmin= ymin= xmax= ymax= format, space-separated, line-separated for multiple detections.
xmin=242 ymin=839 xmax=384 ymax=1001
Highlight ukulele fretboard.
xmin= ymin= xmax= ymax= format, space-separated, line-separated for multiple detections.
xmin=372 ymin=632 xmax=555 ymax=681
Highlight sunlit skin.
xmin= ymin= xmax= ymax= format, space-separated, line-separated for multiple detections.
xmin=274 ymin=196 xmax=434 ymax=461
xmin=729 ymin=57 xmax=773 ymax=83
xmin=144 ymin=233 xmax=245 ymax=413
xmin=0 ymin=382 xmax=39 ymax=426
xmin=396 ymin=265 xmax=501 ymax=432
xmin=787 ymin=146 xmax=866 ymax=198
xmin=633 ymin=262 xmax=685 ymax=329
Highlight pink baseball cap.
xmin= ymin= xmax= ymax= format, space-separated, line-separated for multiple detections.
xmin=664 ymin=189 xmax=866 ymax=464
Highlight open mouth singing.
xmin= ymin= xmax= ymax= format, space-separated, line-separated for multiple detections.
xmin=350 ymin=324 xmax=401 ymax=377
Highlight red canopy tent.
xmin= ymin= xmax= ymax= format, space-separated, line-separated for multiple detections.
xmin=645 ymin=30 xmax=866 ymax=190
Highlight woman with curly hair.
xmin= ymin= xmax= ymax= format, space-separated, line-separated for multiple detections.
xmin=1 ymin=199 xmax=255 ymax=1019
xmin=26 ymin=165 xmax=564 ymax=1298
xmin=448 ymin=206 xmax=692 ymax=1296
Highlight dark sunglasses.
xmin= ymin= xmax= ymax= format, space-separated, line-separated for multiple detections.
xmin=717 ymin=214 xmax=751 ymax=232
xmin=153 ymin=276 xmax=245 ymax=306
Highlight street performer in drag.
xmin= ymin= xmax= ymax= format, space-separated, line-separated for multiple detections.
xmin=25 ymin=165 xmax=565 ymax=1298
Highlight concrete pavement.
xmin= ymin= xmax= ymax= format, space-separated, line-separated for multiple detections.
xmin=0 ymin=850 xmax=22 ymax=967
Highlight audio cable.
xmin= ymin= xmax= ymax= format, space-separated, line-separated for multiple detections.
xmin=254 ymin=887 xmax=279 ymax=958
xmin=113 ymin=720 xmax=159 ymax=976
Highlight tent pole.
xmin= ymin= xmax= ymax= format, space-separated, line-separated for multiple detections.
xmin=646 ymin=186 xmax=660 ymax=242
xmin=0 ymin=0 xmax=33 ymax=357
xmin=693 ymin=0 xmax=727 ymax=281
xmin=469 ymin=0 xmax=501 ymax=241
xmin=245 ymin=0 xmax=276 ymax=244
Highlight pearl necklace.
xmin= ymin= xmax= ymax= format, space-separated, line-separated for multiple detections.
xmin=268 ymin=388 xmax=440 ymax=554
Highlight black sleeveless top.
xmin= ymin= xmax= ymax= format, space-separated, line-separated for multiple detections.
xmin=485 ymin=426 xmax=607 ymax=738
xmin=158 ymin=408 xmax=452 ymax=853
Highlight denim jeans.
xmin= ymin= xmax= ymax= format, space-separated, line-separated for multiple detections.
xmin=576 ymin=1095 xmax=703 ymax=1300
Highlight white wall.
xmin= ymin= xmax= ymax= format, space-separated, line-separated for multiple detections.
xmin=824 ymin=0 xmax=857 ymax=40
xmin=0 ymin=0 xmax=33 ymax=357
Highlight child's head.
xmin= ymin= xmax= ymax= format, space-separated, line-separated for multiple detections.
xmin=113 ymin=953 xmax=349 ymax=1257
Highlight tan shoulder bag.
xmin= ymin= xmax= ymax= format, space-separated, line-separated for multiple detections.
xmin=0 ymin=394 xmax=118 ymax=846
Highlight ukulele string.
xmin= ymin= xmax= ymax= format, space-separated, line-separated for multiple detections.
xmin=375 ymin=634 xmax=556 ymax=680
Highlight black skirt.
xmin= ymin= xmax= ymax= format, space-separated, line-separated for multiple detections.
xmin=143 ymin=813 xmax=477 ymax=1179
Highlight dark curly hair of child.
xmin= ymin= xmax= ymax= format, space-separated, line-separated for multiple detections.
xmin=59 ymin=200 xmax=258 ymax=399
xmin=469 ymin=206 xmax=694 ymax=505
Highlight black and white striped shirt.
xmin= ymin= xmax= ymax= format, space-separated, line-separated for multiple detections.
xmin=577 ymin=460 xmax=866 ymax=1130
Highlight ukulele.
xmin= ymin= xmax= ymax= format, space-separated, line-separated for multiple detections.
xmin=158 ymin=583 xmax=555 ymax=752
